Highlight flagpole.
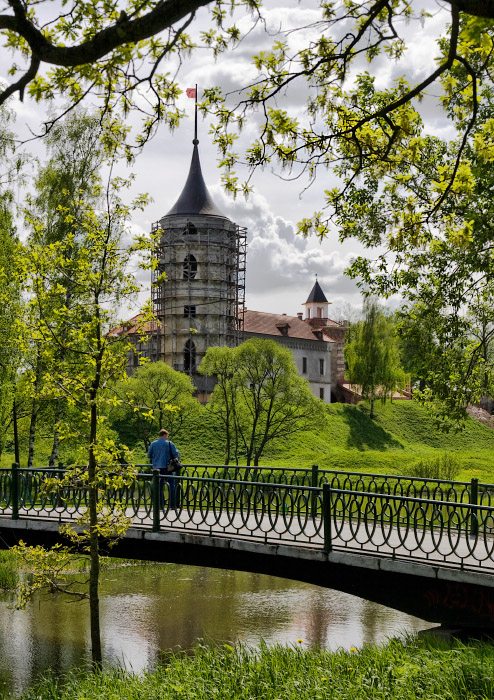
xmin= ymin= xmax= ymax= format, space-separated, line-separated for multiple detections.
xmin=194 ymin=83 xmax=198 ymax=144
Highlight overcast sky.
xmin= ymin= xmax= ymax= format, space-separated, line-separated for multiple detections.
xmin=4 ymin=0 xmax=453 ymax=321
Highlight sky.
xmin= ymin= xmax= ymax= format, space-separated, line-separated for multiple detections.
xmin=3 ymin=0 xmax=454 ymax=322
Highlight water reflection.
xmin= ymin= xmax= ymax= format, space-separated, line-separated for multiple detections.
xmin=0 ymin=564 xmax=435 ymax=696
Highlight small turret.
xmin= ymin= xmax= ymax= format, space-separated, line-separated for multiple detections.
xmin=303 ymin=277 xmax=330 ymax=324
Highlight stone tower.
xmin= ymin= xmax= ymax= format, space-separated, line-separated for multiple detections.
xmin=151 ymin=138 xmax=247 ymax=398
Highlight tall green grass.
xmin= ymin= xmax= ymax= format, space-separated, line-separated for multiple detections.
xmin=17 ymin=636 xmax=494 ymax=700
xmin=0 ymin=550 xmax=18 ymax=589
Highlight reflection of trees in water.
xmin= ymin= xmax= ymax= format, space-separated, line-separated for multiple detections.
xmin=360 ymin=597 xmax=381 ymax=646
xmin=152 ymin=567 xmax=295 ymax=651
xmin=0 ymin=590 xmax=90 ymax=695
xmin=303 ymin=592 xmax=333 ymax=648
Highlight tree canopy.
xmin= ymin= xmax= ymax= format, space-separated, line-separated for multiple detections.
xmin=114 ymin=361 xmax=199 ymax=451
xmin=4 ymin=0 xmax=494 ymax=417
xmin=200 ymin=339 xmax=325 ymax=466
xmin=345 ymin=301 xmax=407 ymax=419
xmin=0 ymin=0 xmax=493 ymax=158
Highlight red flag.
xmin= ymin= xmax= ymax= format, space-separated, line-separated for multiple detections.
xmin=186 ymin=87 xmax=196 ymax=98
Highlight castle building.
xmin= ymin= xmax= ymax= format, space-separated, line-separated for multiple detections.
xmin=116 ymin=137 xmax=348 ymax=403
xmin=242 ymin=280 xmax=348 ymax=403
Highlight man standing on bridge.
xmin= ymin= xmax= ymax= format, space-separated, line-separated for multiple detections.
xmin=147 ymin=429 xmax=181 ymax=510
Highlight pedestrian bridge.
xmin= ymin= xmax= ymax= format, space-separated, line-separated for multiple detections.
xmin=1 ymin=463 xmax=494 ymax=631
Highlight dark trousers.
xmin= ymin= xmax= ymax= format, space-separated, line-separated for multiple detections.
xmin=159 ymin=469 xmax=176 ymax=509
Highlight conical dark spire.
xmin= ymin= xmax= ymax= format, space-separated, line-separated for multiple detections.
xmin=305 ymin=279 xmax=328 ymax=304
xmin=165 ymin=143 xmax=225 ymax=217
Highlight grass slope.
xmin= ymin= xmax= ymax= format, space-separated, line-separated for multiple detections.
xmin=4 ymin=400 xmax=494 ymax=482
xmin=261 ymin=401 xmax=494 ymax=482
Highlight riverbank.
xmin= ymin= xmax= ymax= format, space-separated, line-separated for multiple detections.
xmin=16 ymin=636 xmax=494 ymax=699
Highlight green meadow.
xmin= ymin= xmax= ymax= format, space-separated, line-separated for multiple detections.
xmin=178 ymin=401 xmax=494 ymax=483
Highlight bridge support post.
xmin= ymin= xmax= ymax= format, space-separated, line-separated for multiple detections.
xmin=152 ymin=469 xmax=161 ymax=532
xmin=311 ymin=464 xmax=319 ymax=519
xmin=323 ymin=483 xmax=332 ymax=553
xmin=470 ymin=477 xmax=479 ymax=538
xmin=11 ymin=462 xmax=19 ymax=520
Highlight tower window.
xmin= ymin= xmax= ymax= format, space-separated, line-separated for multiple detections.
xmin=184 ymin=340 xmax=196 ymax=372
xmin=307 ymin=308 xmax=311 ymax=319
xmin=183 ymin=254 xmax=197 ymax=280
xmin=183 ymin=222 xmax=197 ymax=235
xmin=302 ymin=357 xmax=307 ymax=374
xmin=319 ymin=359 xmax=325 ymax=375
xmin=320 ymin=388 xmax=325 ymax=400
xmin=184 ymin=305 xmax=196 ymax=317
xmin=317 ymin=307 xmax=323 ymax=318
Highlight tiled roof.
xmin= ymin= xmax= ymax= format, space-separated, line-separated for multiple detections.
xmin=243 ymin=310 xmax=331 ymax=342
xmin=111 ymin=313 xmax=156 ymax=336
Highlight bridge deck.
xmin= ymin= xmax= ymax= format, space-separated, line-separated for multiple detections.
xmin=2 ymin=504 xmax=493 ymax=574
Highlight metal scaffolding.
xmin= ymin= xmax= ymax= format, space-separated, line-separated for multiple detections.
xmin=150 ymin=218 xmax=247 ymax=376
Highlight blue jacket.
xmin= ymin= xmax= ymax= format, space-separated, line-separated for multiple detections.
xmin=147 ymin=437 xmax=179 ymax=470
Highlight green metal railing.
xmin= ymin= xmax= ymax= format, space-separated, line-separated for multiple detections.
xmin=135 ymin=463 xmax=493 ymax=504
xmin=1 ymin=463 xmax=494 ymax=572
xmin=324 ymin=485 xmax=494 ymax=568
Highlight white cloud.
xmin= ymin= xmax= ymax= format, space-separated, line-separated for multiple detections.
xmin=211 ymin=187 xmax=362 ymax=314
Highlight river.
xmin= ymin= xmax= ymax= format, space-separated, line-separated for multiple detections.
xmin=0 ymin=563 xmax=435 ymax=696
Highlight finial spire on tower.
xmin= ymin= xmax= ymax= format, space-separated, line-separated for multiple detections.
xmin=165 ymin=85 xmax=226 ymax=218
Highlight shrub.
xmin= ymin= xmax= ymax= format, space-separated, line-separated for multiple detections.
xmin=408 ymin=452 xmax=461 ymax=481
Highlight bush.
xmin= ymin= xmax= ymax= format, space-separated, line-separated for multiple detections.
xmin=408 ymin=452 xmax=461 ymax=481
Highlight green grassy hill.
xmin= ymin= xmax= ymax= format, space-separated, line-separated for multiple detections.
xmin=260 ymin=400 xmax=494 ymax=482
xmin=4 ymin=399 xmax=494 ymax=483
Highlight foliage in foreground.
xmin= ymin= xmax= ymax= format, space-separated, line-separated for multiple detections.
xmin=17 ymin=636 xmax=494 ymax=700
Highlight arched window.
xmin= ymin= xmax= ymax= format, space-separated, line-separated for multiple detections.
xmin=183 ymin=222 xmax=197 ymax=235
xmin=317 ymin=307 xmax=323 ymax=318
xmin=184 ymin=340 xmax=196 ymax=372
xmin=183 ymin=254 xmax=197 ymax=280
xmin=307 ymin=308 xmax=311 ymax=319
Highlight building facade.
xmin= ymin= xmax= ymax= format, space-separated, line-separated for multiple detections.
xmin=243 ymin=309 xmax=333 ymax=402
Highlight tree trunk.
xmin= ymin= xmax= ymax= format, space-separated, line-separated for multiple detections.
xmin=27 ymin=357 xmax=41 ymax=468
xmin=27 ymin=398 xmax=38 ymax=468
xmin=224 ymin=418 xmax=230 ymax=466
xmin=88 ymin=399 xmax=102 ymax=669
xmin=370 ymin=397 xmax=375 ymax=419
xmin=48 ymin=399 xmax=62 ymax=467
xmin=12 ymin=398 xmax=20 ymax=465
